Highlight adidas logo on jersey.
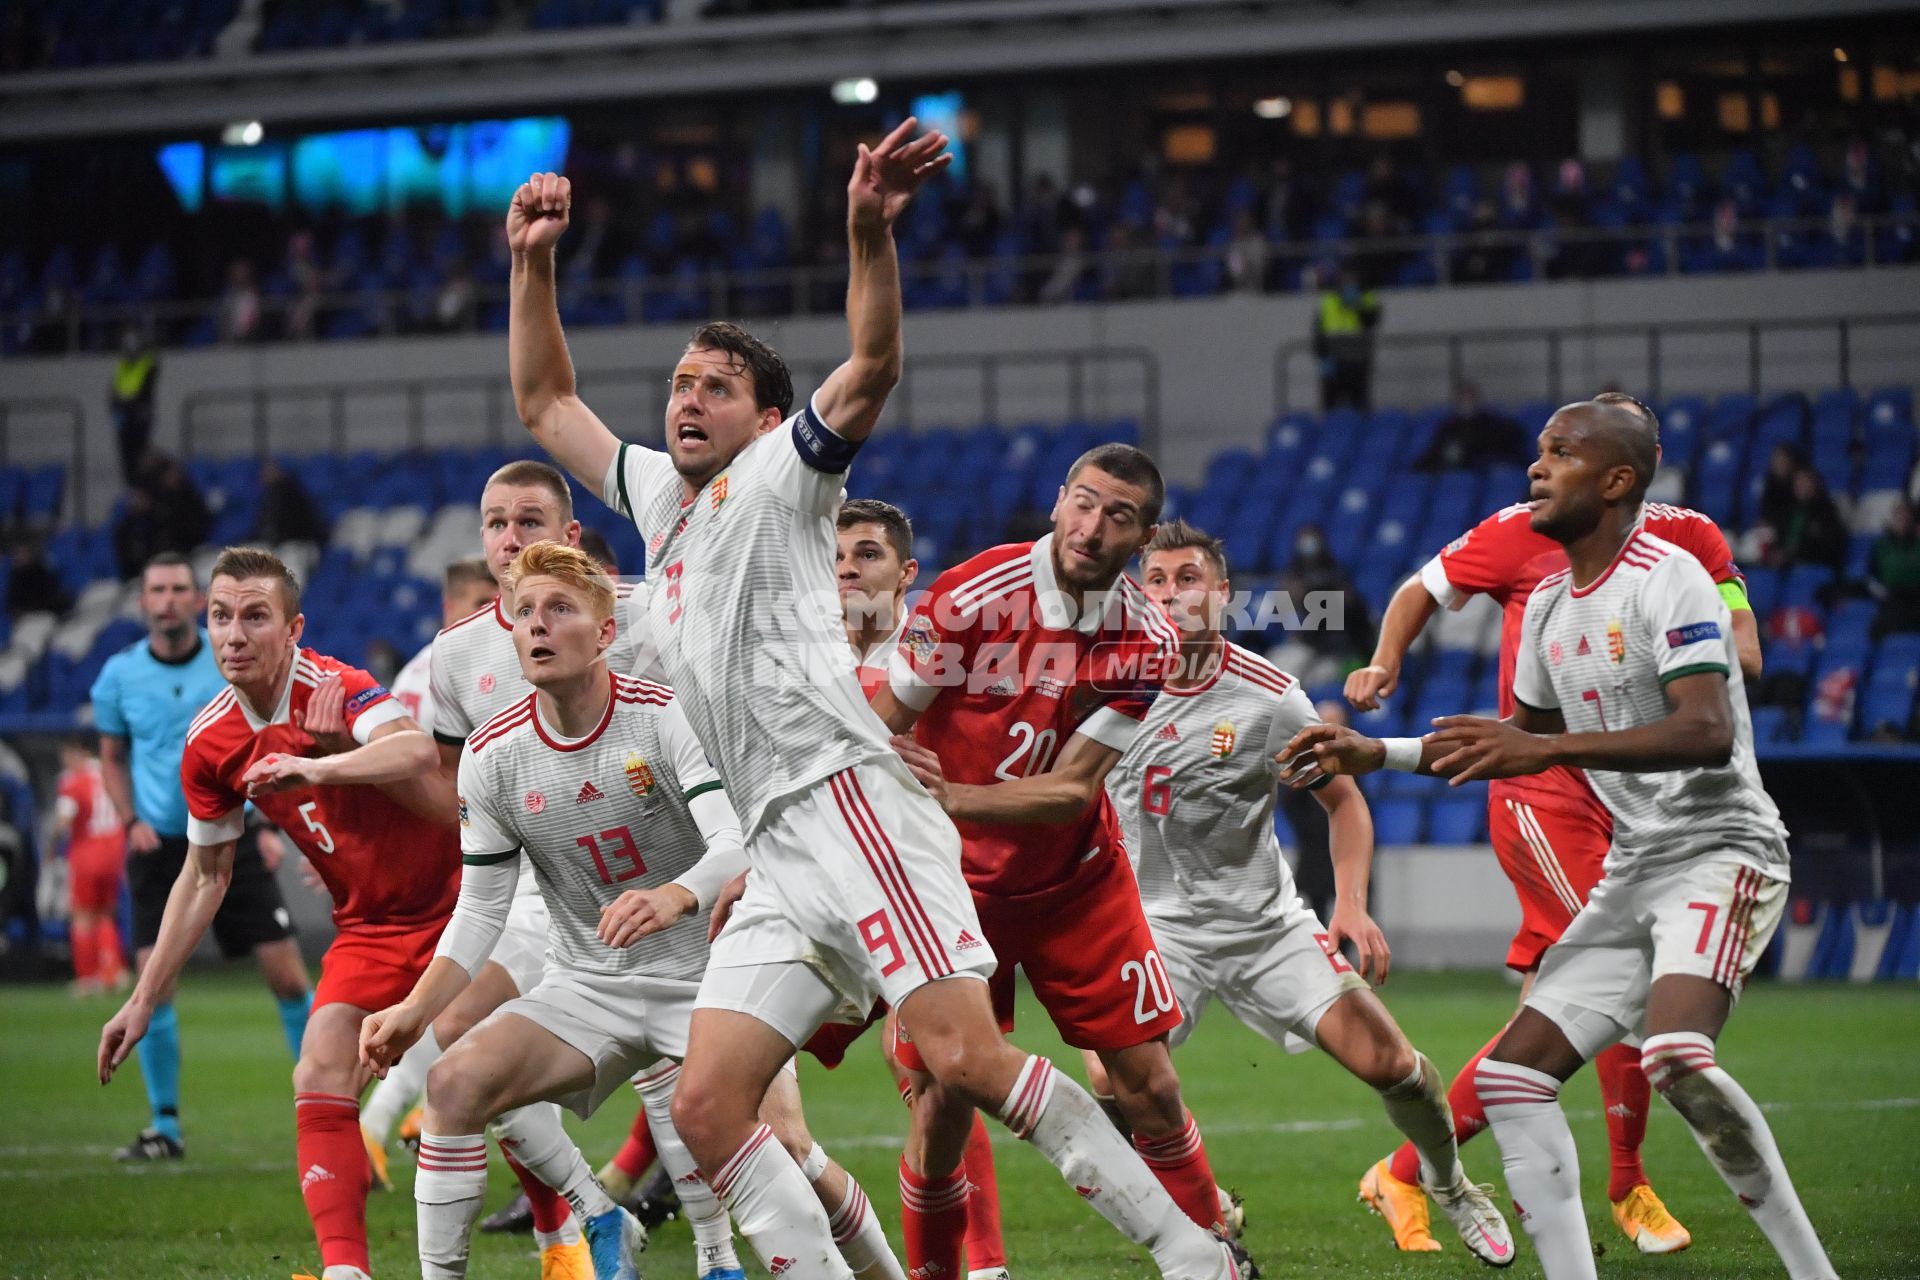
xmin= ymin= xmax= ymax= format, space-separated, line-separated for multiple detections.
xmin=1576 ymin=634 xmax=1592 ymax=656
xmin=300 ymin=1164 xmax=335 ymax=1192
xmin=985 ymin=676 xmax=1018 ymax=697
xmin=577 ymin=780 xmax=605 ymax=805
xmin=955 ymin=930 xmax=985 ymax=951
xmin=1156 ymin=722 xmax=1181 ymax=742
xmin=770 ymin=1259 xmax=797 ymax=1277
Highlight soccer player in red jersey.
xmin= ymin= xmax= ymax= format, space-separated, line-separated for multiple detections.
xmin=835 ymin=500 xmax=1010 ymax=1280
xmin=873 ymin=444 xmax=1245 ymax=1279
xmin=1344 ymin=393 xmax=1761 ymax=1257
xmin=55 ymin=736 xmax=129 ymax=994
xmin=98 ymin=547 xmax=461 ymax=1280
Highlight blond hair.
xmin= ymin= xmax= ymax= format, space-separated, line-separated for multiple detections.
xmin=506 ymin=541 xmax=615 ymax=620
xmin=209 ymin=545 xmax=302 ymax=616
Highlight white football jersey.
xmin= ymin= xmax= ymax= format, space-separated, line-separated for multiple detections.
xmin=456 ymin=674 xmax=724 ymax=980
xmin=1109 ymin=642 xmax=1320 ymax=929
xmin=391 ymin=640 xmax=434 ymax=730
xmin=1513 ymin=530 xmax=1788 ymax=881
xmin=602 ymin=398 xmax=893 ymax=836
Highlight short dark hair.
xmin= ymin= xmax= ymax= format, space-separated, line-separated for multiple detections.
xmin=1065 ymin=443 xmax=1166 ymax=526
xmin=837 ymin=499 xmax=914 ymax=563
xmin=686 ymin=321 xmax=794 ymax=417
xmin=1143 ymin=518 xmax=1229 ymax=580
xmin=208 ymin=546 xmax=302 ymax=617
xmin=143 ymin=551 xmax=197 ymax=589
xmin=1593 ymin=390 xmax=1660 ymax=443
xmin=443 ymin=558 xmax=495 ymax=595
xmin=576 ymin=527 xmax=619 ymax=576
xmin=485 ymin=459 xmax=574 ymax=524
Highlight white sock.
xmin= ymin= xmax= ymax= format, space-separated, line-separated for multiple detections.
xmin=362 ymin=1024 xmax=440 ymax=1141
xmin=1379 ymin=1052 xmax=1463 ymax=1189
xmin=1643 ymin=1034 xmax=1837 ymax=1280
xmin=814 ymin=1150 xmax=906 ymax=1280
xmin=489 ymin=1102 xmax=610 ymax=1223
xmin=415 ymin=1131 xmax=489 ymax=1279
xmin=1475 ymin=1059 xmax=1597 ymax=1280
xmin=635 ymin=1066 xmax=741 ymax=1273
xmin=996 ymin=1055 xmax=1226 ymax=1280
xmin=710 ymin=1124 xmax=853 ymax=1280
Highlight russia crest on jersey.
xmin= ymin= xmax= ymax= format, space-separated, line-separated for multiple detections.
xmin=906 ymin=614 xmax=940 ymax=664
xmin=624 ymin=751 xmax=656 ymax=798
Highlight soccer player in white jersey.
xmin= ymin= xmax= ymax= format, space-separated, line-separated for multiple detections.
xmin=358 ymin=542 xmax=744 ymax=1280
xmin=1100 ymin=520 xmax=1511 ymax=1266
xmin=1280 ymin=401 xmax=1836 ymax=1280
xmin=510 ymin=121 xmax=1248 ymax=1280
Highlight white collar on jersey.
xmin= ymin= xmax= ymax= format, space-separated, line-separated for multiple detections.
xmin=235 ymin=652 xmax=305 ymax=732
xmin=1029 ymin=534 xmax=1116 ymax=636
xmin=852 ymin=617 xmax=907 ymax=667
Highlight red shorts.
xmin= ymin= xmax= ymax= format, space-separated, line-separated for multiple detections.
xmin=67 ymin=839 xmax=126 ymax=913
xmin=800 ymin=1002 xmax=886 ymax=1069
xmin=313 ymin=919 xmax=446 ymax=1012
xmin=970 ymin=848 xmax=1182 ymax=1052
xmin=1488 ymin=794 xmax=1611 ymax=971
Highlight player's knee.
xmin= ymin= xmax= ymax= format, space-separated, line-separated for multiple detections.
xmin=767 ymin=1111 xmax=814 ymax=1164
xmin=1363 ymin=1042 xmax=1421 ymax=1093
xmin=1112 ymin=1058 xmax=1185 ymax=1132
xmin=432 ymin=1004 xmax=479 ymax=1048
xmin=669 ymin=1070 xmax=737 ymax=1159
xmin=424 ymin=1054 xmax=494 ymax=1131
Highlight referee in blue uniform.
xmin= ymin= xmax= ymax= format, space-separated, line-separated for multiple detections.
xmin=89 ymin=552 xmax=312 ymax=1161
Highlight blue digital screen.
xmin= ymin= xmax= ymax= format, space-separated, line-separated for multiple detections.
xmin=157 ymin=116 xmax=570 ymax=218
xmin=909 ymin=92 xmax=966 ymax=182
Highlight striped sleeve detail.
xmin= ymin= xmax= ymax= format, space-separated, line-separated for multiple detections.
xmin=1225 ymin=647 xmax=1295 ymax=700
xmin=462 ymin=848 xmax=521 ymax=866
xmin=469 ymin=696 xmax=538 ymax=755
xmin=683 ymin=779 xmax=725 ymax=803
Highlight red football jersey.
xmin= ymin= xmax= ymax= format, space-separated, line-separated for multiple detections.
xmin=57 ymin=762 xmax=124 ymax=861
xmin=891 ymin=536 xmax=1182 ymax=897
xmin=1421 ymin=501 xmax=1742 ymax=813
xmin=181 ymin=648 xmax=460 ymax=930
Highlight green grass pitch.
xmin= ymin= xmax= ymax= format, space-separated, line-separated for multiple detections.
xmin=3 ymin=969 xmax=1916 ymax=1277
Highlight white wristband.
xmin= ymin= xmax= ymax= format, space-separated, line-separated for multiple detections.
xmin=1381 ymin=737 xmax=1423 ymax=773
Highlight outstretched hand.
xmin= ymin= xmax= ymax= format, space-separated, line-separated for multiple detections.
xmin=1276 ymin=723 xmax=1387 ymax=789
xmin=508 ymin=171 xmax=572 ymax=256
xmin=848 ymin=117 xmax=952 ymax=234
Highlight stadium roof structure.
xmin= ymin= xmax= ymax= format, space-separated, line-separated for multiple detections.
xmin=2 ymin=0 xmax=1912 ymax=144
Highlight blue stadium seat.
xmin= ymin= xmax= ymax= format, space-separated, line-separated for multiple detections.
xmin=1427 ymin=797 xmax=1485 ymax=844
xmin=1749 ymin=705 xmax=1792 ymax=745
xmin=1372 ymin=800 xmax=1424 ymax=846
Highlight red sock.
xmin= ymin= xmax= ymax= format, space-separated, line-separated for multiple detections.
xmin=961 ymin=1113 xmax=1007 ymax=1270
xmin=96 ymin=918 xmax=125 ymax=980
xmin=70 ymin=918 xmax=99 ymax=982
xmin=1597 ymin=1040 xmax=1652 ymax=1202
xmin=1389 ymin=1027 xmax=1501 ymax=1186
xmin=502 ymin=1147 xmax=573 ymax=1233
xmin=295 ymin=1092 xmax=372 ymax=1273
xmin=899 ymin=1156 xmax=969 ymax=1280
xmin=1131 ymin=1111 xmax=1222 ymax=1230
xmin=612 ymin=1104 xmax=658 ymax=1180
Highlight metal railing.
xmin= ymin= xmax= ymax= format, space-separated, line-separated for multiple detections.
xmin=0 ymin=396 xmax=88 ymax=523
xmin=180 ymin=347 xmax=1161 ymax=462
xmin=1273 ymin=312 xmax=1920 ymax=415
xmin=8 ymin=212 xmax=1914 ymax=359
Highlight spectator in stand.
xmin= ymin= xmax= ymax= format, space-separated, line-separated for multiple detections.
xmin=1225 ymin=207 xmax=1270 ymax=293
xmin=957 ymin=180 xmax=1005 ymax=257
xmin=1099 ymin=221 xmax=1158 ymax=300
xmin=1413 ymin=381 xmax=1531 ymax=472
xmin=1694 ymin=198 xmax=1763 ymax=272
xmin=1312 ymin=266 xmax=1380 ymax=411
xmin=109 ymin=326 xmax=160 ymax=487
xmin=1363 ymin=155 xmax=1418 ymax=231
xmin=1453 ymin=197 xmax=1507 ymax=284
xmin=1499 ymin=161 xmax=1543 ymax=229
xmin=116 ymin=454 xmax=213 ymax=579
xmin=1548 ymin=158 xmax=1597 ymax=277
xmin=1262 ymin=156 xmax=1313 ymax=243
xmin=1869 ymin=497 xmax=1920 ymax=638
xmin=7 ymin=537 xmax=73 ymax=617
xmin=283 ymin=231 xmax=328 ymax=341
xmin=432 ymin=262 xmax=477 ymax=332
xmin=1037 ymin=225 xmax=1090 ymax=304
xmin=1270 ymin=522 xmax=1375 ymax=686
xmin=252 ymin=459 xmax=329 ymax=546
xmin=218 ymin=260 xmax=262 ymax=342
xmin=1766 ymin=465 xmax=1848 ymax=571
xmin=1755 ymin=443 xmax=1808 ymax=535
xmin=1841 ymin=138 xmax=1884 ymax=213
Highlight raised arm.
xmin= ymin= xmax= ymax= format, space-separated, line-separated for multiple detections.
xmin=507 ymin=172 xmax=623 ymax=494
xmin=894 ymin=729 xmax=1120 ymax=826
xmin=1346 ymin=573 xmax=1440 ymax=710
xmin=811 ymin=118 xmax=952 ymax=444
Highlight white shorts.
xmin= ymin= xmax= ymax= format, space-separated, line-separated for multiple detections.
xmin=1151 ymin=899 xmax=1368 ymax=1053
xmin=1527 ymin=855 xmax=1788 ymax=1059
xmin=498 ymin=967 xmax=699 ymax=1119
xmin=486 ymin=886 xmax=550 ymax=996
xmin=698 ymin=756 xmax=994 ymax=1045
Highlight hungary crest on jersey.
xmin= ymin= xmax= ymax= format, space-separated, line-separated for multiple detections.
xmin=1210 ymin=720 xmax=1237 ymax=758
xmin=624 ymin=752 xmax=656 ymax=798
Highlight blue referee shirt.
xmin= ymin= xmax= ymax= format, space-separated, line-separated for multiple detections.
xmin=89 ymin=629 xmax=226 ymax=838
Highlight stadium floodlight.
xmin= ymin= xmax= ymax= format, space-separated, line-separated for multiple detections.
xmin=1253 ymin=96 xmax=1291 ymax=120
xmin=223 ymin=120 xmax=265 ymax=146
xmin=1445 ymin=70 xmax=1465 ymax=88
xmin=832 ymin=77 xmax=879 ymax=105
